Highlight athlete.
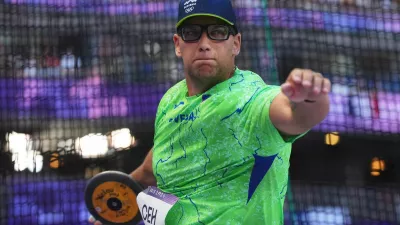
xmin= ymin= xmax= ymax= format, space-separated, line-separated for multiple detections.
xmin=90 ymin=0 xmax=331 ymax=224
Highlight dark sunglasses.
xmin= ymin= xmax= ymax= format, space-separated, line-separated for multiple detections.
xmin=177 ymin=24 xmax=238 ymax=42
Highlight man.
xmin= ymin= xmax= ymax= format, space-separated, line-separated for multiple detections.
xmin=91 ymin=0 xmax=330 ymax=224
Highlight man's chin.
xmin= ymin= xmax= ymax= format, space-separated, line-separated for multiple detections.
xmin=196 ymin=66 xmax=217 ymax=76
xmin=196 ymin=71 xmax=217 ymax=78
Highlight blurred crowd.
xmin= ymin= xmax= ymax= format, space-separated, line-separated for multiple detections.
xmin=268 ymin=0 xmax=400 ymax=10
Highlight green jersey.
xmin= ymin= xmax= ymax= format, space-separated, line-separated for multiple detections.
xmin=152 ymin=68 xmax=304 ymax=225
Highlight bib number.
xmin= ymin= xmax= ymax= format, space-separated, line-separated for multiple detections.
xmin=137 ymin=187 xmax=178 ymax=225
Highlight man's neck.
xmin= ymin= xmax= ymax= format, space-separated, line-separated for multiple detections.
xmin=186 ymin=67 xmax=236 ymax=96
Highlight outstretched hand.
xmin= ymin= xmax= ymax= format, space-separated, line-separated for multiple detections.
xmin=280 ymin=69 xmax=331 ymax=103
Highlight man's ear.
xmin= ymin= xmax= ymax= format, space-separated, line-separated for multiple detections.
xmin=173 ymin=34 xmax=182 ymax=57
xmin=232 ymin=33 xmax=241 ymax=56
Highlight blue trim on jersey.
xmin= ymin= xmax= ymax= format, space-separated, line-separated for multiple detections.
xmin=202 ymin=94 xmax=211 ymax=101
xmin=247 ymin=154 xmax=278 ymax=203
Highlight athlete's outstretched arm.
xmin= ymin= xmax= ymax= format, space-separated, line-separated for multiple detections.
xmin=130 ymin=148 xmax=157 ymax=187
xmin=270 ymin=69 xmax=331 ymax=136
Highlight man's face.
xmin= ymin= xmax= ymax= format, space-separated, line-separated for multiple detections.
xmin=173 ymin=16 xmax=241 ymax=81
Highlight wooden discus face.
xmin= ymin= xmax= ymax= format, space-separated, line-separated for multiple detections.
xmin=91 ymin=181 xmax=139 ymax=224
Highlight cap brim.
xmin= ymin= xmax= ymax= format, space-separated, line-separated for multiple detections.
xmin=176 ymin=13 xmax=234 ymax=28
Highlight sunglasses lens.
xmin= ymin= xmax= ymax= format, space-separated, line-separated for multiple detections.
xmin=182 ymin=26 xmax=202 ymax=41
xmin=208 ymin=25 xmax=229 ymax=40
xmin=180 ymin=25 xmax=232 ymax=42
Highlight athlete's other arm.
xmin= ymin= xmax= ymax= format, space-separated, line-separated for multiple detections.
xmin=270 ymin=69 xmax=331 ymax=135
xmin=130 ymin=148 xmax=157 ymax=187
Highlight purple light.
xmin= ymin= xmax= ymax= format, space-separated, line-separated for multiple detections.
xmin=3 ymin=1 xmax=400 ymax=33
xmin=1 ymin=76 xmax=399 ymax=134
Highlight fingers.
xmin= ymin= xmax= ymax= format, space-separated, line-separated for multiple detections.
xmin=311 ymin=76 xmax=331 ymax=95
xmin=285 ymin=68 xmax=331 ymax=102
xmin=291 ymin=69 xmax=303 ymax=84
xmin=301 ymin=70 xmax=313 ymax=88
xmin=322 ymin=78 xmax=331 ymax=94
xmin=281 ymin=83 xmax=294 ymax=97
xmin=89 ymin=216 xmax=95 ymax=223
xmin=88 ymin=216 xmax=103 ymax=225
xmin=311 ymin=74 xmax=323 ymax=95
xmin=289 ymin=69 xmax=314 ymax=88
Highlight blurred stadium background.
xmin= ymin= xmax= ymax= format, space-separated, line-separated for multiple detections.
xmin=0 ymin=0 xmax=399 ymax=224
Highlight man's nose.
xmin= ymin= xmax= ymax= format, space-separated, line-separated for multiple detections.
xmin=198 ymin=32 xmax=211 ymax=52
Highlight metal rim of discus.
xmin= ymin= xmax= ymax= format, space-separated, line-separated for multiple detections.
xmin=85 ymin=170 xmax=144 ymax=225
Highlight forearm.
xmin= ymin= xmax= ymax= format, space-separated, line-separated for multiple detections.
xmin=130 ymin=166 xmax=157 ymax=188
xmin=129 ymin=149 xmax=156 ymax=188
xmin=290 ymin=95 xmax=330 ymax=132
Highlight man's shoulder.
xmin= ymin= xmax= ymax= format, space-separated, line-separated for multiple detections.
xmin=166 ymin=79 xmax=187 ymax=93
xmin=234 ymin=68 xmax=280 ymax=91
xmin=158 ymin=79 xmax=187 ymax=104
xmin=236 ymin=68 xmax=261 ymax=76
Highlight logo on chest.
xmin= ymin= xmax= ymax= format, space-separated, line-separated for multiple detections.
xmin=169 ymin=112 xmax=198 ymax=123
xmin=169 ymin=108 xmax=200 ymax=123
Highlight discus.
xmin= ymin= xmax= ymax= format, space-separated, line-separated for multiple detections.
xmin=85 ymin=170 xmax=144 ymax=225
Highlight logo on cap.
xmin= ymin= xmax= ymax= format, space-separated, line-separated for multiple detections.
xmin=184 ymin=0 xmax=197 ymax=13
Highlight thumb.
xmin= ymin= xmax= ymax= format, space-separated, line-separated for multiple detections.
xmin=88 ymin=216 xmax=103 ymax=225
xmin=88 ymin=216 xmax=95 ymax=223
xmin=281 ymin=83 xmax=294 ymax=97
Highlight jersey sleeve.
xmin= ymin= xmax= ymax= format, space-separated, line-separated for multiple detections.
xmin=154 ymin=88 xmax=172 ymax=134
xmin=154 ymin=99 xmax=165 ymax=132
xmin=154 ymin=80 xmax=186 ymax=134
xmin=249 ymin=85 xmax=308 ymax=146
